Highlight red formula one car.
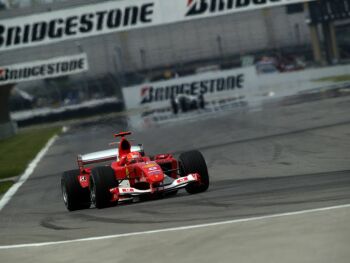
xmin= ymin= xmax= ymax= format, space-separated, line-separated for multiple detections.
xmin=61 ymin=131 xmax=209 ymax=211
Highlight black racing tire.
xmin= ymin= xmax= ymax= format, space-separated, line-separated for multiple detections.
xmin=90 ymin=166 xmax=119 ymax=209
xmin=61 ymin=169 xmax=91 ymax=211
xmin=179 ymin=150 xmax=209 ymax=194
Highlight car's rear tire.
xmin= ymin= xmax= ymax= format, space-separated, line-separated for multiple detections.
xmin=61 ymin=169 xmax=91 ymax=211
xmin=179 ymin=150 xmax=209 ymax=194
xmin=90 ymin=166 xmax=119 ymax=209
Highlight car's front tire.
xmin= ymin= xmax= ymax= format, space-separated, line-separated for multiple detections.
xmin=90 ymin=166 xmax=119 ymax=209
xmin=61 ymin=169 xmax=91 ymax=211
xmin=179 ymin=150 xmax=210 ymax=194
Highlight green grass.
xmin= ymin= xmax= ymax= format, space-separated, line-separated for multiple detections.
xmin=0 ymin=127 xmax=61 ymax=180
xmin=0 ymin=180 xmax=14 ymax=195
xmin=316 ymin=75 xmax=350 ymax=83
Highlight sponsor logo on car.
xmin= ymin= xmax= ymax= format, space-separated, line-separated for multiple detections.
xmin=79 ymin=176 xmax=87 ymax=182
xmin=143 ymin=163 xmax=157 ymax=168
xmin=122 ymin=188 xmax=135 ymax=193
xmin=177 ymin=177 xmax=189 ymax=184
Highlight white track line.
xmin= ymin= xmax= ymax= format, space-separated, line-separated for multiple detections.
xmin=0 ymin=135 xmax=58 ymax=212
xmin=1 ymin=203 xmax=349 ymax=250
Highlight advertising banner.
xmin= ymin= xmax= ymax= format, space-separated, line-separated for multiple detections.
xmin=0 ymin=53 xmax=88 ymax=85
xmin=122 ymin=66 xmax=258 ymax=110
xmin=0 ymin=0 xmax=315 ymax=51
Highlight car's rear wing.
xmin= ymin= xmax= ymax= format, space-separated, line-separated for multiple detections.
xmin=77 ymin=145 xmax=144 ymax=168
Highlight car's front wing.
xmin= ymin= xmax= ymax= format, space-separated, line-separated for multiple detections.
xmin=109 ymin=173 xmax=200 ymax=202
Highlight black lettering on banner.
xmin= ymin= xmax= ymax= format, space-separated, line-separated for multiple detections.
xmin=9 ymin=70 xmax=18 ymax=80
xmin=139 ymin=72 xmax=246 ymax=105
xmin=209 ymin=79 xmax=216 ymax=93
xmin=47 ymin=64 xmax=54 ymax=75
xmin=0 ymin=56 xmax=86 ymax=84
xmin=65 ymin=16 xmax=78 ymax=36
xmin=164 ymin=85 xmax=170 ymax=99
xmin=17 ymin=68 xmax=23 ymax=79
xmin=0 ymin=25 xmax=4 ymax=47
xmin=61 ymin=62 xmax=69 ymax=72
xmin=124 ymin=7 xmax=139 ymax=26
xmin=48 ymin=19 xmax=64 ymax=38
xmin=79 ymin=14 xmax=94 ymax=33
xmin=147 ymin=87 xmax=154 ymax=103
xmin=71 ymin=60 xmax=78 ymax=70
xmin=27 ymin=68 xmax=33 ymax=78
xmin=96 ymin=11 xmax=108 ymax=31
xmin=155 ymin=87 xmax=164 ymax=101
xmin=107 ymin=9 xmax=122 ymax=28
xmin=237 ymin=74 xmax=244 ymax=88
xmin=210 ymin=0 xmax=225 ymax=12
xmin=187 ymin=0 xmax=208 ymax=16
xmin=236 ymin=0 xmax=250 ymax=8
xmin=6 ymin=27 xmax=14 ymax=46
xmin=13 ymin=27 xmax=22 ymax=45
xmin=77 ymin=58 xmax=85 ymax=70
xmin=200 ymin=80 xmax=209 ymax=94
xmin=40 ymin=65 xmax=46 ymax=75
xmin=253 ymin=0 xmax=267 ymax=4
xmin=186 ymin=0 xmax=284 ymax=16
xmin=0 ymin=1 xmax=157 ymax=50
xmin=32 ymin=66 xmax=41 ymax=76
xmin=0 ymin=25 xmax=5 ymax=47
xmin=184 ymin=83 xmax=191 ymax=94
xmin=227 ymin=0 xmax=234 ymax=9
xmin=32 ymin=22 xmax=47 ymax=42
xmin=23 ymin=24 xmax=31 ymax=43
xmin=191 ymin=81 xmax=199 ymax=95
xmin=141 ymin=3 xmax=154 ymax=23
xmin=216 ymin=78 xmax=225 ymax=91
xmin=226 ymin=76 xmax=235 ymax=89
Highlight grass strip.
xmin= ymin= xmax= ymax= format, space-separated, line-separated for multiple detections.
xmin=0 ymin=126 xmax=61 ymax=180
xmin=315 ymin=75 xmax=350 ymax=83
xmin=0 ymin=180 xmax=14 ymax=195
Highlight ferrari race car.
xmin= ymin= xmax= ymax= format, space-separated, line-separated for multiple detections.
xmin=170 ymin=93 xmax=205 ymax=114
xmin=61 ymin=131 xmax=209 ymax=211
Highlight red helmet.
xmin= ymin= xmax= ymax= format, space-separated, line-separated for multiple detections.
xmin=126 ymin=152 xmax=142 ymax=163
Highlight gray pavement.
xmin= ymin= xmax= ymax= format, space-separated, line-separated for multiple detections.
xmin=1 ymin=206 xmax=349 ymax=263
xmin=0 ymin=92 xmax=350 ymax=262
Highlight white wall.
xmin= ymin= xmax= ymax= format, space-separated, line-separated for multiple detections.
xmin=123 ymin=64 xmax=350 ymax=110
xmin=0 ymin=4 xmax=311 ymax=75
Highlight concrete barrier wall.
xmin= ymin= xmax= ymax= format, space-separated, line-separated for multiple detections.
xmin=0 ymin=121 xmax=17 ymax=140
xmin=258 ymin=64 xmax=350 ymax=98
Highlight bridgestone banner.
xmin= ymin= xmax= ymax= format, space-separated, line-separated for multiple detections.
xmin=0 ymin=53 xmax=88 ymax=85
xmin=123 ymin=66 xmax=258 ymax=109
xmin=0 ymin=0 xmax=315 ymax=51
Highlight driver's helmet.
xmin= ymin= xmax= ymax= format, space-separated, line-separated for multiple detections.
xmin=126 ymin=152 xmax=142 ymax=163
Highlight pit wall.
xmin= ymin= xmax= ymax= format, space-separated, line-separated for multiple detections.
xmin=122 ymin=64 xmax=350 ymax=110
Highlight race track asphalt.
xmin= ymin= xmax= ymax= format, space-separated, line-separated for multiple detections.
xmin=0 ymin=90 xmax=350 ymax=262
